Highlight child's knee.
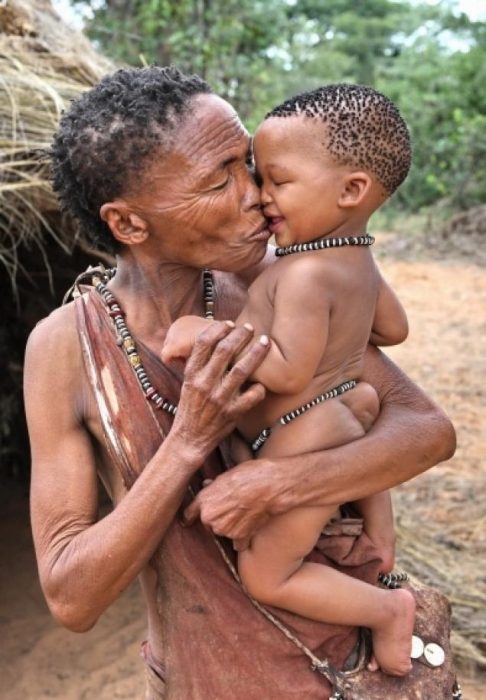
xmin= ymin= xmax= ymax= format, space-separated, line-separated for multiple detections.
xmin=344 ymin=381 xmax=380 ymax=432
xmin=238 ymin=552 xmax=277 ymax=604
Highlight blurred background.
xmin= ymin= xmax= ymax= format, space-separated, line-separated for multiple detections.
xmin=0 ymin=0 xmax=484 ymax=697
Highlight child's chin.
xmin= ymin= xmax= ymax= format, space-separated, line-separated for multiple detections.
xmin=276 ymin=237 xmax=296 ymax=248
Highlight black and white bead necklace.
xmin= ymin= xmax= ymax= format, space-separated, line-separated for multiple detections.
xmin=275 ymin=234 xmax=374 ymax=257
xmin=94 ymin=267 xmax=216 ymax=416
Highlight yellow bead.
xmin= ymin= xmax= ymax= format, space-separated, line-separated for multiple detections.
xmin=123 ymin=338 xmax=136 ymax=351
xmin=129 ymin=354 xmax=141 ymax=366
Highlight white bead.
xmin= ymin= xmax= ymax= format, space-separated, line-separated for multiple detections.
xmin=411 ymin=635 xmax=424 ymax=659
xmin=424 ymin=643 xmax=445 ymax=667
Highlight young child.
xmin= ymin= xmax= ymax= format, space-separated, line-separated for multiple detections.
xmin=162 ymin=84 xmax=415 ymax=676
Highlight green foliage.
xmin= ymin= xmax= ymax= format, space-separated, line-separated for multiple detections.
xmin=71 ymin=0 xmax=486 ymax=215
xmin=74 ymin=0 xmax=290 ymax=120
xmin=374 ymin=19 xmax=486 ymax=211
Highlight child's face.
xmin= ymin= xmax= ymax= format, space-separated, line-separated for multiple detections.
xmin=253 ymin=116 xmax=351 ymax=247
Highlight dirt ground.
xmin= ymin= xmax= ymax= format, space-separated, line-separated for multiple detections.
xmin=1 ymin=231 xmax=484 ymax=699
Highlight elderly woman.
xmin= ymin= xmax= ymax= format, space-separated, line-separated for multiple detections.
xmin=24 ymin=66 xmax=455 ymax=700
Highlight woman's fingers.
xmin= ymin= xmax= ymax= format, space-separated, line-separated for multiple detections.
xmin=185 ymin=322 xmax=270 ymax=405
xmin=220 ymin=333 xmax=269 ymax=394
xmin=174 ymin=321 xmax=270 ymax=458
xmin=233 ymin=536 xmax=251 ymax=552
xmin=229 ymin=382 xmax=266 ymax=417
xmin=183 ymin=321 xmax=235 ymax=376
xmin=182 ymin=494 xmax=201 ymax=526
xmin=197 ymin=323 xmax=257 ymax=383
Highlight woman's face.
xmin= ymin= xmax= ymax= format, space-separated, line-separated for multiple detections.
xmin=126 ymin=94 xmax=270 ymax=272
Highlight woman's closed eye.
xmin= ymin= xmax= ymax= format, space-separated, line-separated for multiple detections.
xmin=210 ymin=175 xmax=231 ymax=190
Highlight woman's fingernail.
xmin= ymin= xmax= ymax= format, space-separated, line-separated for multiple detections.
xmin=259 ymin=334 xmax=269 ymax=346
xmin=225 ymin=320 xmax=235 ymax=328
xmin=243 ymin=322 xmax=254 ymax=332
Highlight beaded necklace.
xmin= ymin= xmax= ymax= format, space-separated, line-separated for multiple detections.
xmin=275 ymin=234 xmax=374 ymax=257
xmin=94 ymin=267 xmax=215 ymax=416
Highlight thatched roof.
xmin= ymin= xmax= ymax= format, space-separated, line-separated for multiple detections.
xmin=0 ymin=0 xmax=115 ymax=283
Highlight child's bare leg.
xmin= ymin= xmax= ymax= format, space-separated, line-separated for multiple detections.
xmin=237 ymin=385 xmax=409 ymax=673
xmin=353 ymin=490 xmax=396 ymax=573
xmin=239 ymin=505 xmax=415 ymax=676
xmin=341 ymin=381 xmax=380 ymax=432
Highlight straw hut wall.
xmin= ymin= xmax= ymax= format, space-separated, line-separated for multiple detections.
xmin=0 ymin=0 xmax=115 ymax=478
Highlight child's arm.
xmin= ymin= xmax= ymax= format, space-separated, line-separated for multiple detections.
xmin=237 ymin=258 xmax=331 ymax=395
xmin=370 ymin=275 xmax=408 ymax=347
xmin=161 ymin=315 xmax=215 ymax=363
xmin=162 ymin=259 xmax=330 ymax=392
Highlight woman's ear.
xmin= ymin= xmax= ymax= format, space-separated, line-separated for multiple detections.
xmin=99 ymin=201 xmax=149 ymax=245
xmin=338 ymin=171 xmax=372 ymax=208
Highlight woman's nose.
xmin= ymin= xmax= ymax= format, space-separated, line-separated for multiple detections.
xmin=241 ymin=171 xmax=261 ymax=211
xmin=260 ymin=183 xmax=272 ymax=206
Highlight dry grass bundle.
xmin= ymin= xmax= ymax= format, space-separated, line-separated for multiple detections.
xmin=0 ymin=0 xmax=114 ymax=288
xmin=396 ymin=505 xmax=486 ymax=672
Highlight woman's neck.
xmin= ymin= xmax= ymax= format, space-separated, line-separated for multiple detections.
xmin=109 ymin=254 xmax=206 ymax=348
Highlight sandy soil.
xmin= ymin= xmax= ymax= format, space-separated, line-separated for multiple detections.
xmin=0 ymin=486 xmax=147 ymax=699
xmin=1 ymin=232 xmax=484 ymax=699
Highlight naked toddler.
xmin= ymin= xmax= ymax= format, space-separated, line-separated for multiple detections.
xmin=162 ymin=84 xmax=415 ymax=676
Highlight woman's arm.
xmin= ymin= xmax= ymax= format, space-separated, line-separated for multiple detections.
xmin=184 ymin=344 xmax=456 ymax=546
xmin=27 ymin=313 xmax=269 ymax=631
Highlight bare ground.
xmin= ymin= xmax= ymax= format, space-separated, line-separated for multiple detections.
xmin=1 ymin=230 xmax=484 ymax=699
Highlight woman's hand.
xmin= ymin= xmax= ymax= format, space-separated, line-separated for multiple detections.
xmin=183 ymin=456 xmax=276 ymax=550
xmin=182 ymin=344 xmax=456 ymax=551
xmin=170 ymin=320 xmax=269 ymax=461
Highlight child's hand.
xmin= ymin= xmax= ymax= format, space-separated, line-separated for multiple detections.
xmin=161 ymin=315 xmax=214 ymax=363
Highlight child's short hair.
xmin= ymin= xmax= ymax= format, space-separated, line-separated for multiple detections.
xmin=266 ymin=84 xmax=411 ymax=195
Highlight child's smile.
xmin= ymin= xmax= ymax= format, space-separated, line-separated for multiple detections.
xmin=254 ymin=116 xmax=352 ymax=247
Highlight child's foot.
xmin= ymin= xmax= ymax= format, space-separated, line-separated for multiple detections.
xmin=369 ymin=588 xmax=416 ymax=676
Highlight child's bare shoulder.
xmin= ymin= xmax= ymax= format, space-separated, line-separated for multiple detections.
xmin=274 ymin=251 xmax=339 ymax=289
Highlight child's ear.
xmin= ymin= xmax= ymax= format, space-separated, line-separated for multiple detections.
xmin=338 ymin=171 xmax=372 ymax=208
xmin=99 ymin=201 xmax=149 ymax=245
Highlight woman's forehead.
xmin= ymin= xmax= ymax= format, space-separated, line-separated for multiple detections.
xmin=139 ymin=94 xmax=250 ymax=192
xmin=178 ymin=93 xmax=250 ymax=162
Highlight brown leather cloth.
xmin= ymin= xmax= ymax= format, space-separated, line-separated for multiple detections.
xmin=75 ymin=289 xmax=385 ymax=700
